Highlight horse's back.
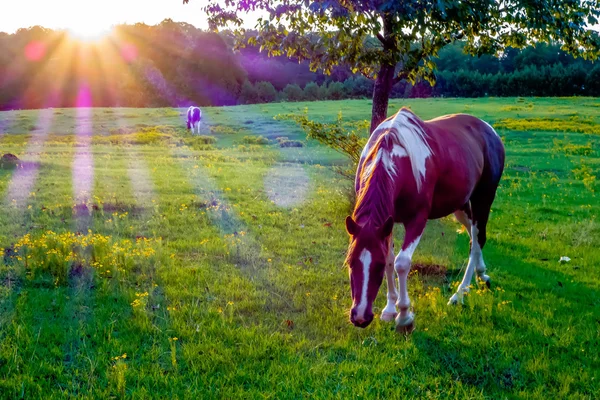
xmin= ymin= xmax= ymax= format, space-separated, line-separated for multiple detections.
xmin=193 ymin=107 xmax=201 ymax=120
xmin=423 ymin=113 xmax=505 ymax=217
xmin=187 ymin=106 xmax=202 ymax=122
xmin=427 ymin=113 xmax=504 ymax=173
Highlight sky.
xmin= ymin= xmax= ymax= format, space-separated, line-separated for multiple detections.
xmin=0 ymin=0 xmax=261 ymax=35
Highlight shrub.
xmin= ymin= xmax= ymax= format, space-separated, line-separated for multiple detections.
xmin=278 ymin=140 xmax=304 ymax=148
xmin=255 ymin=81 xmax=278 ymax=103
xmin=210 ymin=125 xmax=239 ymax=135
xmin=327 ymin=82 xmax=346 ymax=100
xmin=303 ymin=82 xmax=321 ymax=101
xmin=238 ymin=80 xmax=259 ymax=104
xmin=185 ymin=136 xmax=217 ymax=146
xmin=282 ymin=84 xmax=304 ymax=102
xmin=241 ymin=135 xmax=270 ymax=145
xmin=276 ymin=109 xmax=368 ymax=179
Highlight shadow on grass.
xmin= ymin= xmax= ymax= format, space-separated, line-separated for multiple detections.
xmin=412 ymin=240 xmax=600 ymax=396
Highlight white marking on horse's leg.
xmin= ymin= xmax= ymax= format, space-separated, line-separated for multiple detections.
xmin=474 ymin=234 xmax=490 ymax=284
xmin=448 ymin=223 xmax=481 ymax=304
xmin=394 ymin=235 xmax=421 ymax=326
xmin=355 ymin=249 xmax=372 ymax=321
xmin=381 ymin=239 xmax=398 ymax=322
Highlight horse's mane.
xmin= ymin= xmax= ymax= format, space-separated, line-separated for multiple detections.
xmin=345 ymin=108 xmax=432 ymax=266
xmin=344 ymin=135 xmax=395 ymax=267
xmin=354 ymin=134 xmax=396 ymax=227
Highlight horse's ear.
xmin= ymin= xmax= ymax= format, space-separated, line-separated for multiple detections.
xmin=345 ymin=216 xmax=360 ymax=236
xmin=379 ymin=216 xmax=394 ymax=238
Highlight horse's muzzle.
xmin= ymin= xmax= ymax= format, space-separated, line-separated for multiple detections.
xmin=350 ymin=308 xmax=374 ymax=328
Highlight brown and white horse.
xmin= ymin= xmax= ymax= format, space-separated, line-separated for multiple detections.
xmin=187 ymin=106 xmax=202 ymax=135
xmin=345 ymin=107 xmax=505 ymax=332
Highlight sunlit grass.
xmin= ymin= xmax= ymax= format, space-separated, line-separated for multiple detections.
xmin=0 ymin=97 xmax=599 ymax=398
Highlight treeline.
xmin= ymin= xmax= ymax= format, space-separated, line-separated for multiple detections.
xmin=0 ymin=21 xmax=247 ymax=110
xmin=0 ymin=22 xmax=599 ymax=111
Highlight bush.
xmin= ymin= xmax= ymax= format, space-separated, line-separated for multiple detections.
xmin=255 ymin=81 xmax=278 ymax=103
xmin=276 ymin=109 xmax=368 ymax=179
xmin=282 ymin=84 xmax=304 ymax=102
xmin=241 ymin=135 xmax=270 ymax=145
xmin=278 ymin=140 xmax=304 ymax=148
xmin=238 ymin=80 xmax=259 ymax=104
xmin=185 ymin=136 xmax=217 ymax=145
xmin=303 ymin=82 xmax=321 ymax=101
xmin=343 ymin=76 xmax=374 ymax=98
xmin=327 ymin=82 xmax=346 ymax=100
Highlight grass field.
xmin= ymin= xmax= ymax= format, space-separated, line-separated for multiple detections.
xmin=0 ymin=97 xmax=599 ymax=398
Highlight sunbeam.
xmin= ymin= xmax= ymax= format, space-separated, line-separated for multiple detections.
xmin=72 ymin=84 xmax=94 ymax=229
xmin=4 ymin=107 xmax=54 ymax=210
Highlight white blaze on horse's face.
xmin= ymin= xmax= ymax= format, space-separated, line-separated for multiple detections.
xmin=355 ymin=249 xmax=371 ymax=320
xmin=346 ymin=217 xmax=393 ymax=328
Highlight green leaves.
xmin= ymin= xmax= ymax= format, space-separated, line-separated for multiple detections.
xmin=275 ymin=108 xmax=369 ymax=179
xmin=189 ymin=0 xmax=599 ymax=85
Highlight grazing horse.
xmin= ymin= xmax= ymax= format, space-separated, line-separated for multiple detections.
xmin=345 ymin=107 xmax=505 ymax=332
xmin=187 ymin=106 xmax=202 ymax=135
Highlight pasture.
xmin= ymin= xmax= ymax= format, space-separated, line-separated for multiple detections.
xmin=0 ymin=97 xmax=599 ymax=398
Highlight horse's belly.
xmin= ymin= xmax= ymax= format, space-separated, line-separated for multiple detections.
xmin=428 ymin=175 xmax=476 ymax=219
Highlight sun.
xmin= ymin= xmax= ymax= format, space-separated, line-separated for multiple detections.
xmin=66 ymin=20 xmax=112 ymax=42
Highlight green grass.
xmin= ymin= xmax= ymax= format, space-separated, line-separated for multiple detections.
xmin=0 ymin=97 xmax=599 ymax=398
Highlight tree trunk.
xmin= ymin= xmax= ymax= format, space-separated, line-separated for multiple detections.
xmin=369 ymin=63 xmax=395 ymax=135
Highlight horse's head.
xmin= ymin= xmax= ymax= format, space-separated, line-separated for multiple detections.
xmin=345 ymin=215 xmax=394 ymax=328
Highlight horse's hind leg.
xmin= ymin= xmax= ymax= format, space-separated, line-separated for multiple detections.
xmin=449 ymin=203 xmax=478 ymax=304
xmin=470 ymin=195 xmax=493 ymax=287
xmin=454 ymin=205 xmax=472 ymax=237
xmin=448 ymin=190 xmax=497 ymax=304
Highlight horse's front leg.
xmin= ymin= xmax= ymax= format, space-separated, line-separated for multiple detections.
xmin=381 ymin=236 xmax=398 ymax=322
xmin=394 ymin=218 xmax=426 ymax=333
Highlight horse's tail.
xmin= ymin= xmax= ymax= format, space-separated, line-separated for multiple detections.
xmin=481 ymin=122 xmax=505 ymax=185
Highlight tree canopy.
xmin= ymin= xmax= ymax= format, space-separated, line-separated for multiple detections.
xmin=185 ymin=0 xmax=600 ymax=132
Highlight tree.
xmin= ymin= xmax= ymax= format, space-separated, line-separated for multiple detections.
xmin=184 ymin=0 xmax=600 ymax=134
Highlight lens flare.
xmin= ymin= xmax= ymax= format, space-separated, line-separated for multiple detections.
xmin=24 ymin=41 xmax=47 ymax=61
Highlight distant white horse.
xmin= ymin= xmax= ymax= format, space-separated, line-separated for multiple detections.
xmin=187 ymin=106 xmax=202 ymax=135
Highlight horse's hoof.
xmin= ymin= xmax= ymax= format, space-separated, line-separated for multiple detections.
xmin=448 ymin=293 xmax=462 ymax=305
xmin=395 ymin=312 xmax=415 ymax=334
xmin=477 ymin=274 xmax=491 ymax=288
xmin=381 ymin=311 xmax=397 ymax=322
